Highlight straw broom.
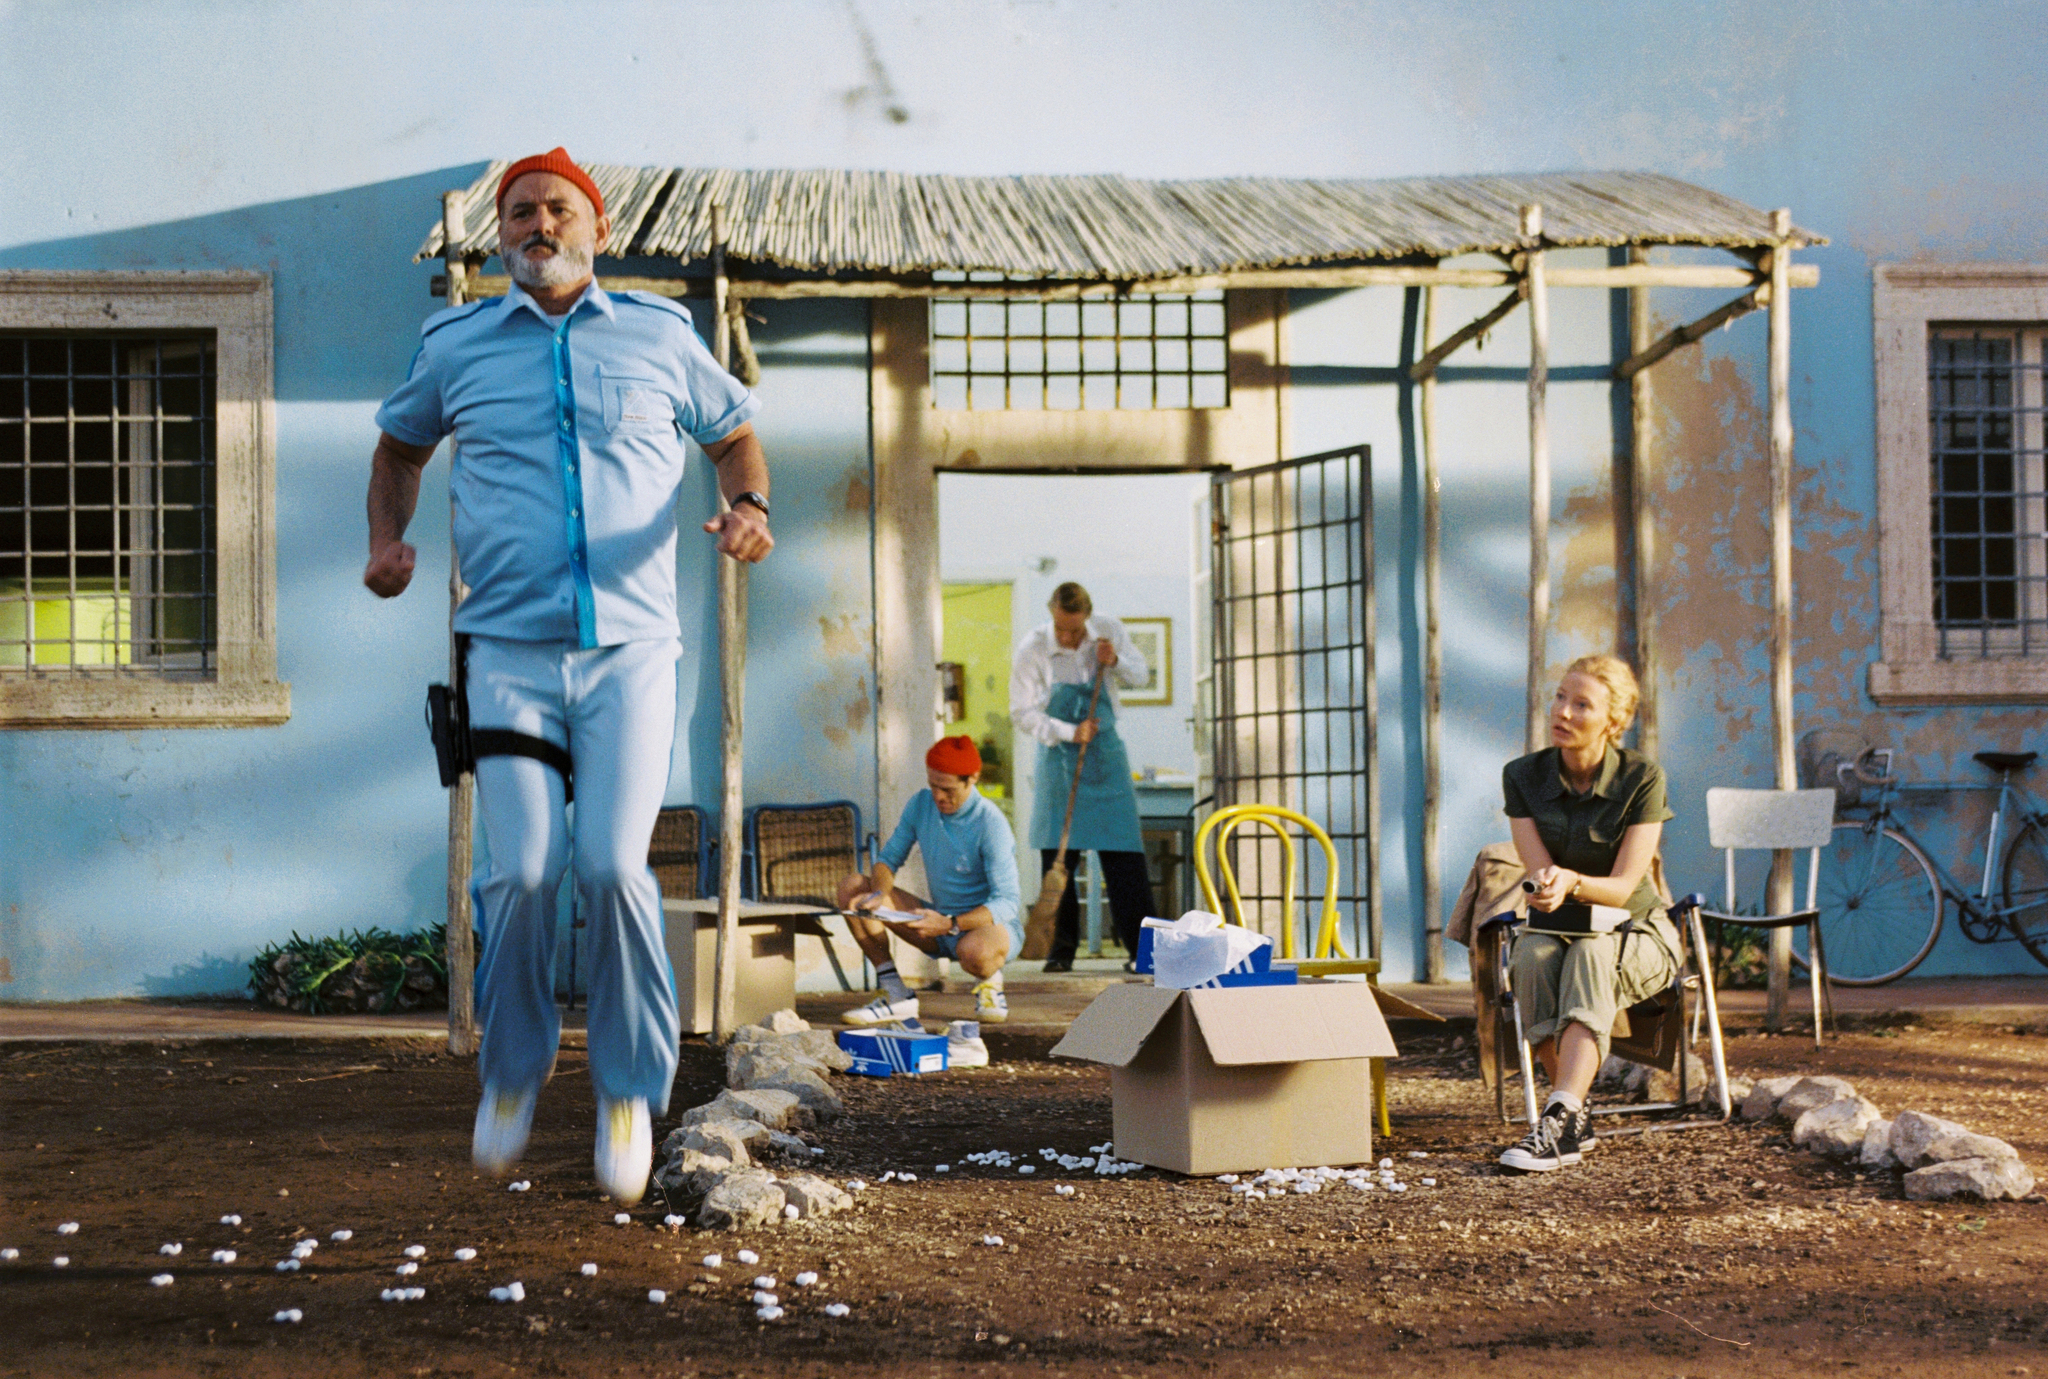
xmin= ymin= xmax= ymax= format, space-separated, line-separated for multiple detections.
xmin=1022 ymin=662 xmax=1108 ymax=953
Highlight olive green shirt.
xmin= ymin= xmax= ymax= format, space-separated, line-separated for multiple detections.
xmin=1502 ymin=744 xmax=1675 ymax=929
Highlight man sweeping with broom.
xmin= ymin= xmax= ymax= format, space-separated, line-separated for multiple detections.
xmin=1012 ymin=583 xmax=1156 ymax=972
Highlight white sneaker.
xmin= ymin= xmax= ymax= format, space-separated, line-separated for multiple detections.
xmin=594 ymin=1096 xmax=652 ymax=1205
xmin=973 ymin=980 xmax=1009 ymax=1024
xmin=946 ymin=1020 xmax=989 ymax=1069
xmin=472 ymin=1084 xmax=538 ymax=1175
xmin=842 ymin=994 xmax=920 ymax=1027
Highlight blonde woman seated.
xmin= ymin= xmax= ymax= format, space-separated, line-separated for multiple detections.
xmin=1498 ymin=654 xmax=1679 ymax=1173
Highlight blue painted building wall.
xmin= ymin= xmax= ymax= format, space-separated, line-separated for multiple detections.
xmin=4 ymin=1 xmax=2047 ymax=997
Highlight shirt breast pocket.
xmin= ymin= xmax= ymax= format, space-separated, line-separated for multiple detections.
xmin=603 ymin=377 xmax=676 ymax=436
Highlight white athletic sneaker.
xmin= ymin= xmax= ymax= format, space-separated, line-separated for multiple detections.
xmin=842 ymin=994 xmax=920 ymax=1027
xmin=472 ymin=1084 xmax=538 ymax=1176
xmin=594 ymin=1096 xmax=652 ymax=1205
xmin=946 ymin=1020 xmax=990 ymax=1069
xmin=973 ymin=980 xmax=1009 ymax=1024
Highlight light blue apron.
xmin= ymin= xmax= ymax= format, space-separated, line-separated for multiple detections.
xmin=1029 ymin=681 xmax=1144 ymax=853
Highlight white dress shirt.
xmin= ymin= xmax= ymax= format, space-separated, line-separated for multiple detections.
xmin=1009 ymin=615 xmax=1149 ymax=746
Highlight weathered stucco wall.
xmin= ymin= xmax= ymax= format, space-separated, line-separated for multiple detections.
xmin=5 ymin=1 xmax=2048 ymax=996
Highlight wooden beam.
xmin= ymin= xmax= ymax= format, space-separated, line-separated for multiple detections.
xmin=711 ymin=204 xmax=749 ymax=1047
xmin=1613 ymin=286 xmax=1767 ymax=380
xmin=440 ymin=190 xmax=478 ymax=1061
xmin=1523 ymin=205 xmax=1551 ymax=754
xmin=1628 ymin=247 xmax=1658 ymax=759
xmin=448 ymin=261 xmax=1819 ymax=304
xmin=1419 ymin=285 xmax=1445 ymax=983
xmin=1765 ymin=209 xmax=1798 ymax=1031
xmin=1407 ymin=286 xmax=1523 ymax=382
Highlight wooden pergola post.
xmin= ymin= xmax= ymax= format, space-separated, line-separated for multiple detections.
xmin=1627 ymin=246 xmax=1658 ymax=757
xmin=1419 ymin=285 xmax=1446 ymax=983
xmin=441 ymin=189 xmax=478 ymax=1058
xmin=1522 ymin=204 xmax=1551 ymax=753
xmin=1765 ymin=208 xmax=1798 ymax=1029
xmin=710 ymin=204 xmax=749 ymax=1045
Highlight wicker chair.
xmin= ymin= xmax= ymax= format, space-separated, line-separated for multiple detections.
xmin=745 ymin=801 xmax=869 ymax=991
xmin=649 ymin=804 xmax=711 ymax=900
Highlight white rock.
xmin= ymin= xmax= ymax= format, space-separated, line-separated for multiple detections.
xmin=794 ymin=1271 xmax=818 ymax=1286
xmin=698 ymin=1170 xmax=787 ymax=1231
xmin=1792 ymin=1096 xmax=1882 ymax=1158
xmin=674 ymin=1119 xmax=763 ymax=1166
xmin=330 ymin=1230 xmax=353 ymax=1242
xmin=151 ymin=1273 xmax=174 ymax=1287
xmin=56 ymin=1223 xmax=78 ymax=1235
xmin=765 ymin=1008 xmax=810 ymax=1034
xmin=648 ymin=1289 xmax=668 ymax=1304
xmin=403 ymin=1245 xmax=426 ymax=1259
xmin=780 ymin=1175 xmax=854 ymax=1219
xmin=580 ymin=1263 xmax=598 ymax=1277
xmin=159 ymin=1243 xmax=183 ymax=1256
xmin=1775 ymin=1076 xmax=1859 ymax=1122
xmin=454 ymin=1248 xmax=477 ymax=1261
xmin=1741 ymin=1075 xmax=1804 ymax=1121
xmin=824 ymin=1302 xmax=851 ymax=1317
xmin=1860 ymin=1119 xmax=1899 ymax=1170
xmin=1903 ymin=1156 xmax=2037 ymax=1202
xmin=736 ymin=1249 xmax=759 ymax=1264
xmin=273 ymin=1309 xmax=303 ymax=1323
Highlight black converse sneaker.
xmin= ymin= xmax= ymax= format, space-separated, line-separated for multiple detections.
xmin=1498 ymin=1102 xmax=1585 ymax=1172
xmin=1574 ymin=1105 xmax=1599 ymax=1153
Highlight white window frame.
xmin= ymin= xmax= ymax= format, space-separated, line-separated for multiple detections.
xmin=1871 ymin=263 xmax=2048 ymax=704
xmin=0 ymin=272 xmax=288 ymax=727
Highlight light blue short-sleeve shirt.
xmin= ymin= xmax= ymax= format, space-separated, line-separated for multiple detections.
xmin=375 ymin=281 xmax=760 ymax=647
xmin=876 ymin=789 xmax=1022 ymax=936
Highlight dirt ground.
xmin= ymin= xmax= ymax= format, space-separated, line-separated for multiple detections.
xmin=5 ymin=1021 xmax=2048 ymax=1379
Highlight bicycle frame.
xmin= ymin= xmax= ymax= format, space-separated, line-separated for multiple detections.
xmin=1845 ymin=752 xmax=2048 ymax=932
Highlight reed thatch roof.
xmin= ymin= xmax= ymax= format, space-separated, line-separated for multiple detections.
xmin=415 ymin=165 xmax=1822 ymax=282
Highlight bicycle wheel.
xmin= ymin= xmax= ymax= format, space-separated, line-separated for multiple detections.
xmin=1792 ymin=821 xmax=1943 ymax=985
xmin=1997 ymin=818 xmax=2048 ymax=971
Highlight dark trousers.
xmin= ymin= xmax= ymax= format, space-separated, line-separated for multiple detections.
xmin=1041 ymin=849 xmax=1155 ymax=963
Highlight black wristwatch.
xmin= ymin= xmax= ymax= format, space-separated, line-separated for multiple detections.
xmin=731 ymin=491 xmax=770 ymax=520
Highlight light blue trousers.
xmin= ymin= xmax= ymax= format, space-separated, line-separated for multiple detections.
xmin=467 ymin=635 xmax=683 ymax=1114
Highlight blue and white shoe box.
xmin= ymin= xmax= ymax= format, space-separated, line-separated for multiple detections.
xmin=838 ymin=1026 xmax=949 ymax=1077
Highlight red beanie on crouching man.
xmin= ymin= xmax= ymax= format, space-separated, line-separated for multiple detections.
xmin=926 ymin=735 xmax=981 ymax=778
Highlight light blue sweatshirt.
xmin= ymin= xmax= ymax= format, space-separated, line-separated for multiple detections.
xmin=876 ymin=789 xmax=1022 ymax=936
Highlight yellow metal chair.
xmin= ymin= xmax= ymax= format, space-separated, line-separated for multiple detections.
xmin=1192 ymin=804 xmax=1390 ymax=1137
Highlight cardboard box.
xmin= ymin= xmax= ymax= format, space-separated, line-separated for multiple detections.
xmin=837 ymin=1027 xmax=949 ymax=1077
xmin=1050 ymin=981 xmax=1398 ymax=1175
xmin=662 ymin=900 xmax=825 ymax=1035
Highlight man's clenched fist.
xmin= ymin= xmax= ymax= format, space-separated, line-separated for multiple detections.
xmin=364 ymin=540 xmax=417 ymax=598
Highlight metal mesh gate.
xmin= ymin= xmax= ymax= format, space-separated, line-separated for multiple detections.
xmin=1206 ymin=445 xmax=1380 ymax=960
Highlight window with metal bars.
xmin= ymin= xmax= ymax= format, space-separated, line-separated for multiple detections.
xmin=0 ymin=334 xmax=217 ymax=674
xmin=929 ymin=274 xmax=1229 ymax=411
xmin=1929 ymin=327 xmax=2048 ymax=658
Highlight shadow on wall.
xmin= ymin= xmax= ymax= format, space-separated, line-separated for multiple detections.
xmin=141 ymin=952 xmax=252 ymax=999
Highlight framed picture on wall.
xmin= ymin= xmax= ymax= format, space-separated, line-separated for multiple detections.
xmin=1120 ymin=618 xmax=1172 ymax=705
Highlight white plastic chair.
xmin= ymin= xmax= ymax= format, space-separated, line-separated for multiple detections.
xmin=1700 ymin=787 xmax=1838 ymax=1048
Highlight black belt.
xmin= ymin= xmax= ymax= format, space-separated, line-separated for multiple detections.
xmin=426 ymin=636 xmax=575 ymax=803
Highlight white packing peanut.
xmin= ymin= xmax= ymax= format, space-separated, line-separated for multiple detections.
xmin=647 ymin=1289 xmax=667 ymax=1304
xmin=1217 ymin=1174 xmax=1239 ymax=1184
xmin=783 ymin=1204 xmax=800 ymax=1220
xmin=980 ymin=1235 xmax=1004 ymax=1247
xmin=1054 ymin=1185 xmax=1076 ymax=1197
xmin=663 ymin=1215 xmax=685 ymax=1228
xmin=403 ymin=1245 xmax=426 ymax=1259
xmin=878 ymin=1172 xmax=895 ymax=1183
xmin=1408 ymin=1151 xmax=1430 ymax=1159
xmin=272 ymin=1309 xmax=303 ymax=1324
xmin=276 ymin=1260 xmax=301 ymax=1273
xmin=220 ymin=1215 xmax=242 ymax=1226
xmin=2 ymin=1249 xmax=19 ymax=1261
xmin=296 ymin=1239 xmax=318 ymax=1251
xmin=846 ymin=1181 xmax=867 ymax=1193
xmin=212 ymin=1250 xmax=236 ymax=1263
xmin=454 ymin=1248 xmax=477 ymax=1261
xmin=394 ymin=1262 xmax=416 ymax=1276
xmin=794 ymin=1271 xmax=818 ymax=1287
xmin=1018 ymin=1166 xmax=1035 ymax=1175
xmin=702 ymin=1253 xmax=723 ymax=1268
xmin=752 ymin=1289 xmax=778 ymax=1306
xmin=56 ymin=1223 xmax=78 ymax=1235
xmin=330 ymin=1230 xmax=353 ymax=1242
xmin=756 ymin=1305 xmax=785 ymax=1321
xmin=53 ymin=1256 xmax=70 ymax=1267
xmin=1422 ymin=1177 xmax=1437 ymax=1187
xmin=900 ymin=1173 xmax=918 ymax=1183
xmin=159 ymin=1243 xmax=183 ymax=1256
xmin=935 ymin=1164 xmax=950 ymax=1173
xmin=753 ymin=1275 xmax=777 ymax=1289
xmin=507 ymin=1181 xmax=530 ymax=1192
xmin=613 ymin=1213 xmax=631 ymax=1226
xmin=1379 ymin=1158 xmax=1393 ymax=1169
xmin=581 ymin=1263 xmax=597 ymax=1277
xmin=151 ymin=1273 xmax=174 ymax=1287
xmin=824 ymin=1302 xmax=851 ymax=1318
xmin=736 ymin=1250 xmax=759 ymax=1265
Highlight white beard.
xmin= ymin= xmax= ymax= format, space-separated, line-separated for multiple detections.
xmin=503 ymin=234 xmax=594 ymax=291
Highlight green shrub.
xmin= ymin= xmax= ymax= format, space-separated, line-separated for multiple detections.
xmin=247 ymin=925 xmax=450 ymax=1014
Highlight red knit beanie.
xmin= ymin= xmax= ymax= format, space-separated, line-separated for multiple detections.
xmin=496 ymin=148 xmax=605 ymax=220
xmin=925 ymin=735 xmax=982 ymax=778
